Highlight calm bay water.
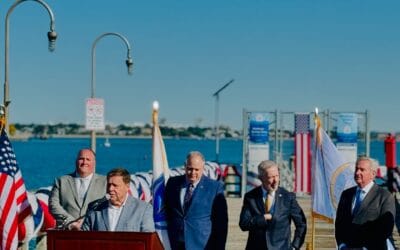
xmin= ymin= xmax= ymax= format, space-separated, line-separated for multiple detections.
xmin=11 ymin=137 xmax=389 ymax=190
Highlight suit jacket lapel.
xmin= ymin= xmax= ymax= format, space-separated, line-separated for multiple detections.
xmin=185 ymin=177 xmax=203 ymax=214
xmin=348 ymin=188 xmax=357 ymax=214
xmin=192 ymin=177 xmax=205 ymax=200
xmin=115 ymin=196 xmax=134 ymax=231
xmin=358 ymin=184 xmax=378 ymax=214
xmin=255 ymin=187 xmax=265 ymax=213
xmin=272 ymin=188 xmax=280 ymax=214
xmin=68 ymin=176 xmax=81 ymax=207
xmin=84 ymin=174 xmax=98 ymax=206
xmin=101 ymin=205 xmax=110 ymax=231
xmin=178 ymin=177 xmax=186 ymax=214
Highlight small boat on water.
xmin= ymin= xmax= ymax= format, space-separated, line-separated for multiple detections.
xmin=104 ymin=138 xmax=111 ymax=147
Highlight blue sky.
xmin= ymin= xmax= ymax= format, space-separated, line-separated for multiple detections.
xmin=0 ymin=1 xmax=399 ymax=131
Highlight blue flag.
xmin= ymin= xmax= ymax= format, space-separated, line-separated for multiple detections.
xmin=312 ymin=114 xmax=355 ymax=222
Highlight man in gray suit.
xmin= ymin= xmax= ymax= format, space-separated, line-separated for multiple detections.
xmin=49 ymin=148 xmax=107 ymax=230
xmin=239 ymin=160 xmax=306 ymax=250
xmin=335 ymin=156 xmax=396 ymax=249
xmin=81 ymin=168 xmax=155 ymax=232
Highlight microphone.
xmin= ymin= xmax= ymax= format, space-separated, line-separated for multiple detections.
xmin=64 ymin=194 xmax=110 ymax=230
xmin=88 ymin=194 xmax=110 ymax=211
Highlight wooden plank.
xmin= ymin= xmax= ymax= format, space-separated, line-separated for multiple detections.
xmin=227 ymin=195 xmax=400 ymax=249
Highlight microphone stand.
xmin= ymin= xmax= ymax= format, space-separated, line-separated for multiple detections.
xmin=60 ymin=195 xmax=109 ymax=230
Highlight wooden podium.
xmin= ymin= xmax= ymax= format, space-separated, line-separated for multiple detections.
xmin=47 ymin=230 xmax=164 ymax=250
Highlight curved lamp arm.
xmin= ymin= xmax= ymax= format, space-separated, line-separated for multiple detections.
xmin=90 ymin=32 xmax=133 ymax=152
xmin=91 ymin=32 xmax=133 ymax=98
xmin=4 ymin=0 xmax=57 ymax=129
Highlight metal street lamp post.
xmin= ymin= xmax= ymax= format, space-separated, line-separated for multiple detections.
xmin=212 ymin=79 xmax=234 ymax=163
xmin=4 ymin=0 xmax=57 ymax=131
xmin=90 ymin=32 xmax=133 ymax=152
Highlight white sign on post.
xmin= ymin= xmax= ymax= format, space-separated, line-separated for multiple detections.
xmin=85 ymin=98 xmax=105 ymax=130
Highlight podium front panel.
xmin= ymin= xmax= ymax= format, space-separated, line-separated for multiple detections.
xmin=47 ymin=230 xmax=164 ymax=250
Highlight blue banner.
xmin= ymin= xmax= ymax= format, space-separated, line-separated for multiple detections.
xmin=249 ymin=113 xmax=269 ymax=144
xmin=337 ymin=113 xmax=358 ymax=143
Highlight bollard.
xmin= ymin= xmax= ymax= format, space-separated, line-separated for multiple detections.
xmin=385 ymin=133 xmax=397 ymax=168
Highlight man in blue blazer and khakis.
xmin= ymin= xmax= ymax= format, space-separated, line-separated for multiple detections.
xmin=239 ymin=160 xmax=307 ymax=250
xmin=81 ymin=167 xmax=155 ymax=232
xmin=165 ymin=151 xmax=228 ymax=250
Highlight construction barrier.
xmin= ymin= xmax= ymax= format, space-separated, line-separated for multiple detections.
xmin=224 ymin=165 xmax=241 ymax=197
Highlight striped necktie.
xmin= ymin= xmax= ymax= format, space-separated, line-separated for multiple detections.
xmin=184 ymin=184 xmax=194 ymax=211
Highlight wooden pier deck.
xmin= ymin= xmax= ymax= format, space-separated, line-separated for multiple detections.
xmin=226 ymin=195 xmax=400 ymax=250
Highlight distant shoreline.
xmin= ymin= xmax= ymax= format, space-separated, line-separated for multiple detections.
xmin=9 ymin=134 xmax=388 ymax=142
xmin=10 ymin=134 xmax=153 ymax=140
xmin=10 ymin=134 xmax=242 ymax=140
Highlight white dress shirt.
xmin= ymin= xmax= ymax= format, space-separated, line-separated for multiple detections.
xmin=75 ymin=172 xmax=93 ymax=201
xmin=108 ymin=194 xmax=128 ymax=231
xmin=261 ymin=186 xmax=275 ymax=213
xmin=180 ymin=179 xmax=200 ymax=208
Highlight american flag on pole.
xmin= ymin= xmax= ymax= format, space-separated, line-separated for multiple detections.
xmin=151 ymin=102 xmax=171 ymax=250
xmin=0 ymin=130 xmax=32 ymax=250
xmin=294 ymin=113 xmax=311 ymax=193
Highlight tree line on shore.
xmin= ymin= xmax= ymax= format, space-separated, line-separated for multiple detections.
xmin=9 ymin=123 xmax=241 ymax=139
xmin=8 ymin=123 xmax=390 ymax=140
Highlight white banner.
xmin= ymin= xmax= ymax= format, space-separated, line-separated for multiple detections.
xmin=336 ymin=143 xmax=357 ymax=167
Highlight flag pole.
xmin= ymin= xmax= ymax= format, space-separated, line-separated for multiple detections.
xmin=311 ymin=216 xmax=315 ymax=250
xmin=151 ymin=100 xmax=172 ymax=250
xmin=310 ymin=108 xmax=319 ymax=250
xmin=0 ymin=105 xmax=5 ymax=133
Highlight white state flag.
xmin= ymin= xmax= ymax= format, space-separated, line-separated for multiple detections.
xmin=152 ymin=106 xmax=171 ymax=250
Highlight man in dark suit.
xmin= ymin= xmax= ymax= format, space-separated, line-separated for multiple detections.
xmin=81 ymin=168 xmax=154 ymax=232
xmin=165 ymin=151 xmax=228 ymax=250
xmin=335 ymin=156 xmax=396 ymax=250
xmin=239 ymin=160 xmax=306 ymax=250
xmin=49 ymin=148 xmax=107 ymax=230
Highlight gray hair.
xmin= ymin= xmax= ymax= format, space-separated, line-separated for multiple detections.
xmin=184 ymin=151 xmax=205 ymax=166
xmin=258 ymin=160 xmax=278 ymax=179
xmin=356 ymin=156 xmax=378 ymax=173
xmin=107 ymin=167 xmax=131 ymax=184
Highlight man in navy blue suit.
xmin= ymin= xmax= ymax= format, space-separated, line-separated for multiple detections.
xmin=165 ymin=151 xmax=228 ymax=250
xmin=239 ymin=160 xmax=306 ymax=250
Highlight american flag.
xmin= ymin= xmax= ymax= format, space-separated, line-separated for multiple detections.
xmin=0 ymin=130 xmax=31 ymax=250
xmin=294 ymin=113 xmax=311 ymax=193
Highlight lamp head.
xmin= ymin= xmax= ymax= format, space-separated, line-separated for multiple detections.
xmin=126 ymin=58 xmax=133 ymax=75
xmin=47 ymin=31 xmax=57 ymax=52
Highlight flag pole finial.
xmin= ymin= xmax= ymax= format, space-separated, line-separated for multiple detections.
xmin=314 ymin=107 xmax=322 ymax=145
xmin=152 ymin=101 xmax=159 ymax=125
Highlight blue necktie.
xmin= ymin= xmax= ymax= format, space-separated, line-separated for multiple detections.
xmin=353 ymin=189 xmax=362 ymax=214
